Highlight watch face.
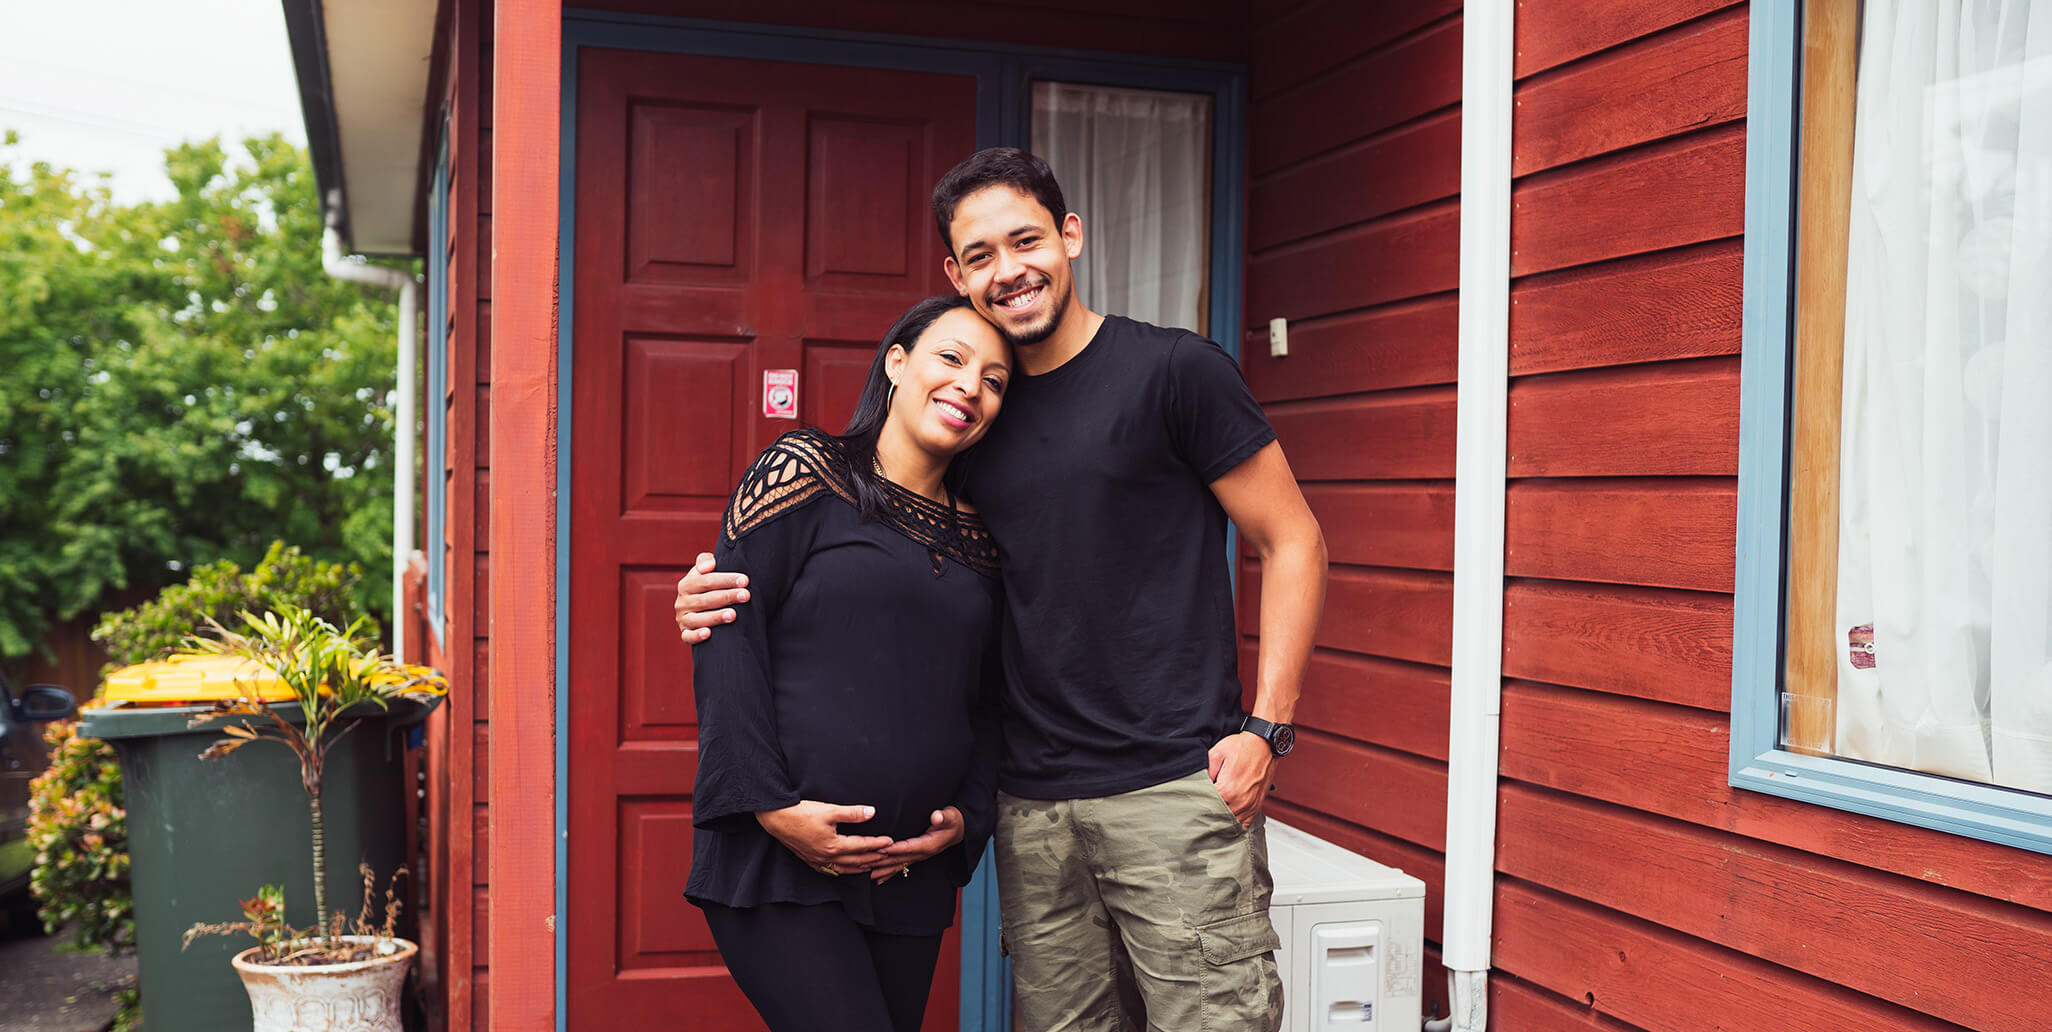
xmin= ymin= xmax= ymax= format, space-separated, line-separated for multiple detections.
xmin=1271 ymin=724 xmax=1295 ymax=756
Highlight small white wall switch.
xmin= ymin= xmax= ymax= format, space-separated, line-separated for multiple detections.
xmin=1268 ymin=317 xmax=1289 ymax=357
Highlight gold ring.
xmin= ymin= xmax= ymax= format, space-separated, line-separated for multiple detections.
xmin=818 ymin=864 xmax=838 ymax=877
xmin=899 ymin=864 xmax=912 ymax=879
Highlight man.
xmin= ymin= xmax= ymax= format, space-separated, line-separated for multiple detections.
xmin=677 ymin=148 xmax=1325 ymax=1031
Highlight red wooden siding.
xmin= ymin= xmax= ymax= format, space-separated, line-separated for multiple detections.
xmin=413 ymin=3 xmax=493 ymax=1030
xmin=1241 ymin=7 xmax=1462 ymax=1027
xmin=1487 ymin=2 xmax=2052 ymax=1030
xmin=1246 ymin=3 xmax=2052 ymax=1031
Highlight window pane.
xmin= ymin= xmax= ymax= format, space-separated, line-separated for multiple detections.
xmin=1791 ymin=0 xmax=2052 ymax=796
xmin=1029 ymin=82 xmax=1212 ymax=333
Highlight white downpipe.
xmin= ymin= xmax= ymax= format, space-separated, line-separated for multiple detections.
xmin=322 ymin=206 xmax=418 ymax=659
xmin=1444 ymin=1 xmax=1513 ymax=1030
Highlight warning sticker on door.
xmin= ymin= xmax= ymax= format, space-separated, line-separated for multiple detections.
xmin=763 ymin=369 xmax=798 ymax=419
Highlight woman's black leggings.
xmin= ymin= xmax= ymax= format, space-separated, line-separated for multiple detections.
xmin=700 ymin=901 xmax=945 ymax=1032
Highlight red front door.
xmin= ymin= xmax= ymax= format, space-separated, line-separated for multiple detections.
xmin=566 ymin=49 xmax=977 ymax=1027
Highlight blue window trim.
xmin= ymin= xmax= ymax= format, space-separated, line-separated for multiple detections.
xmin=1730 ymin=1 xmax=2052 ymax=855
xmin=554 ymin=13 xmax=1249 ymax=1029
xmin=424 ymin=124 xmax=450 ymax=647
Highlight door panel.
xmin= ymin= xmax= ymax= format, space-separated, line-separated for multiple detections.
xmin=569 ymin=48 xmax=976 ymax=1027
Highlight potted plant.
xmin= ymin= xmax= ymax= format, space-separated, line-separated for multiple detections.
xmin=177 ymin=605 xmax=444 ymax=1032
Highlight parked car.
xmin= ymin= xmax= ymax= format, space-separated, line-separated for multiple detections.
xmin=1 ymin=671 xmax=77 ymax=919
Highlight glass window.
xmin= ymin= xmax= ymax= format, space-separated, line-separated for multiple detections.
xmin=1030 ymin=82 xmax=1213 ymax=333
xmin=1736 ymin=0 xmax=2052 ymax=851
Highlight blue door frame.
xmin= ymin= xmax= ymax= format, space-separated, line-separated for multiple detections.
xmin=554 ymin=13 xmax=1246 ymax=1030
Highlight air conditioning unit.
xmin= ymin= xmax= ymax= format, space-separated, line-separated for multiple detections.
xmin=1267 ymin=820 xmax=1427 ymax=1032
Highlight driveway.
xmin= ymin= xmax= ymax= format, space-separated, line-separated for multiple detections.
xmin=0 ymin=912 xmax=135 ymax=1032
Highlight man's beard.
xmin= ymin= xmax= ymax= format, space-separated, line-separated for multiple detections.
xmin=991 ymin=278 xmax=1068 ymax=347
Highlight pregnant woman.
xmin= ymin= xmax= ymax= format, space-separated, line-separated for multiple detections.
xmin=684 ymin=295 xmax=1009 ymax=1032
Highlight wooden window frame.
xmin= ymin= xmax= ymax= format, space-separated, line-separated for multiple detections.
xmin=1730 ymin=0 xmax=2052 ymax=854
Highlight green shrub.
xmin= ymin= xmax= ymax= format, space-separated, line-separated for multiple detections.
xmin=26 ymin=719 xmax=131 ymax=951
xmin=92 ymin=541 xmax=374 ymax=667
xmin=28 ymin=542 xmax=371 ymax=954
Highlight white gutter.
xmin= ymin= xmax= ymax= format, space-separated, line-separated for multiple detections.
xmin=322 ymin=199 xmax=419 ymax=659
xmin=1439 ymin=2 xmax=1513 ymax=1030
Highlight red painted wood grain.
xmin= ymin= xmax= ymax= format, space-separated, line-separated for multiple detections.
xmin=1242 ymin=295 xmax=1458 ymax=403
xmin=1244 ymin=561 xmax=1454 ymax=667
xmin=1510 ymin=239 xmax=1743 ymax=376
xmin=1498 ymin=785 xmax=2052 ymax=1030
xmin=1266 ymin=387 xmax=1458 ymax=481
xmin=1249 ymin=202 xmax=1460 ymax=322
xmin=1242 ymin=641 xmax=1451 ymax=761
xmin=1501 ymin=578 xmax=1735 ymax=710
xmin=485 ymin=0 xmax=560 ymax=1024
xmin=475 ymin=299 xmax=491 ymax=383
xmin=1494 ymin=877 xmax=1966 ymax=1032
xmin=1512 ymin=124 xmax=1746 ymax=277
xmin=1514 ymin=0 xmax=1744 ymax=78
xmin=1500 ymin=680 xmax=2052 ymax=911
xmin=1251 ymin=110 xmax=1461 ymax=251
xmin=1513 ymin=4 xmax=1748 ymax=175
xmin=1251 ymin=0 xmax=1461 ymax=100
xmin=473 ymin=470 xmax=489 ymax=550
xmin=470 ymin=638 xmax=488 ymax=722
xmin=1504 ymin=479 xmax=1737 ymax=592
xmin=438 ymin=18 xmax=488 ymax=1024
xmin=1250 ymin=17 xmax=1461 ymax=176
xmin=1296 ymin=483 xmax=1455 ymax=570
xmin=473 ymin=384 xmax=490 ymax=467
xmin=1507 ymin=356 xmax=1741 ymax=477
xmin=1276 ymin=730 xmax=1450 ymax=852
xmin=470 ymin=969 xmax=488 ymax=1032
xmin=470 ymin=886 xmax=490 ymax=969
xmin=471 ymin=805 xmax=489 ymax=887
xmin=1488 ymin=973 xmax=1644 ymax=1032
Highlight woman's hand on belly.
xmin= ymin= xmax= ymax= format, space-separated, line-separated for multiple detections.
xmin=870 ymin=807 xmax=966 ymax=883
xmin=755 ymin=801 xmax=896 ymax=875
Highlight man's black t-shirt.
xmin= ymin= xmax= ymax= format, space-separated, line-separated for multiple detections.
xmin=957 ymin=315 xmax=1277 ymax=799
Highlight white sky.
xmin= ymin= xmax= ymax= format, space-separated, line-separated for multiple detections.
xmin=0 ymin=0 xmax=305 ymax=202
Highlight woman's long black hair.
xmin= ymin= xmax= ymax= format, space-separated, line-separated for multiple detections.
xmin=835 ymin=294 xmax=975 ymax=520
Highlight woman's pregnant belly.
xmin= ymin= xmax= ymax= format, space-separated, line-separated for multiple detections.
xmin=775 ymin=681 xmax=976 ymax=841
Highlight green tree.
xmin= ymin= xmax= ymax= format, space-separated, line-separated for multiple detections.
xmin=0 ymin=130 xmax=403 ymax=659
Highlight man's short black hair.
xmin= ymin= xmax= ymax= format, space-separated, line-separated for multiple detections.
xmin=931 ymin=147 xmax=1069 ymax=256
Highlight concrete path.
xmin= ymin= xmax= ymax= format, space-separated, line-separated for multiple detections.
xmin=0 ymin=912 xmax=136 ymax=1032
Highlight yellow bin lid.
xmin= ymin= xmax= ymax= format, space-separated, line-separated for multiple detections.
xmin=102 ymin=654 xmax=295 ymax=705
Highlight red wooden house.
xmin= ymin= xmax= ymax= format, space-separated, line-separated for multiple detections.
xmin=286 ymin=1 xmax=2052 ymax=1029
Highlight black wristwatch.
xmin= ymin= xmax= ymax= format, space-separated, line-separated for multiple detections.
xmin=1239 ymin=715 xmax=1296 ymax=757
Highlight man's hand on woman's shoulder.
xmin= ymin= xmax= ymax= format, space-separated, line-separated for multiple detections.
xmin=675 ymin=552 xmax=751 ymax=643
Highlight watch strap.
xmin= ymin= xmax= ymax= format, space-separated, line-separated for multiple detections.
xmin=1239 ymin=714 xmax=1294 ymax=755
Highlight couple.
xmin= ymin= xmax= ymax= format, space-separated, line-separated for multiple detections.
xmin=674 ymin=148 xmax=1327 ymax=1032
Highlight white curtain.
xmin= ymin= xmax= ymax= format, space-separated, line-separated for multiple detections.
xmin=1835 ymin=0 xmax=2052 ymax=794
xmin=1031 ymin=82 xmax=1212 ymax=333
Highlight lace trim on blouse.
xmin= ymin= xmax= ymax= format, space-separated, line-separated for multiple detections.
xmin=723 ymin=429 xmax=999 ymax=579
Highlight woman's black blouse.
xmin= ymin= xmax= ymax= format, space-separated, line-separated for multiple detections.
xmin=684 ymin=428 xmax=1003 ymax=935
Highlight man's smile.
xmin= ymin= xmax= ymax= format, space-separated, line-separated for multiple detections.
xmin=994 ymin=284 xmax=1044 ymax=312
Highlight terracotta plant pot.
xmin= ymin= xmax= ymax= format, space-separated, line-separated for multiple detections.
xmin=231 ymin=935 xmax=417 ymax=1032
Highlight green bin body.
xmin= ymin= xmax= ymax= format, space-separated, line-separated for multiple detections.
xmin=80 ymin=698 xmax=434 ymax=1032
